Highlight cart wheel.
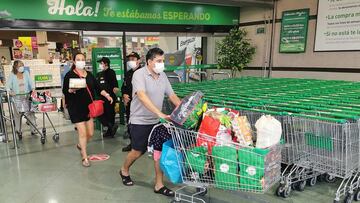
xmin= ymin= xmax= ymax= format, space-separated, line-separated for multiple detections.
xmin=276 ymin=185 xmax=284 ymax=197
xmin=318 ymin=174 xmax=325 ymax=182
xmin=17 ymin=132 xmax=22 ymax=140
xmin=196 ymin=187 xmax=207 ymax=196
xmin=325 ymin=174 xmax=336 ymax=183
xmin=344 ymin=193 xmax=354 ymax=203
xmin=281 ymin=186 xmax=292 ymax=198
xmin=41 ymin=137 xmax=45 ymax=144
xmin=52 ymin=134 xmax=60 ymax=142
xmin=354 ymin=190 xmax=360 ymax=201
xmin=308 ymin=177 xmax=317 ymax=187
xmin=295 ymin=180 xmax=306 ymax=191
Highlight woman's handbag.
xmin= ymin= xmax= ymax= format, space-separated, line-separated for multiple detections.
xmin=85 ymin=86 xmax=104 ymax=118
xmin=73 ymin=69 xmax=104 ymax=118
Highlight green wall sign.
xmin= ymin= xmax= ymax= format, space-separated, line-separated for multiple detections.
xmin=279 ymin=9 xmax=309 ymax=53
xmin=35 ymin=74 xmax=52 ymax=82
xmin=0 ymin=0 xmax=239 ymax=26
xmin=91 ymin=47 xmax=123 ymax=95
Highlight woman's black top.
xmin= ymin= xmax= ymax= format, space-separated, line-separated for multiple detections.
xmin=62 ymin=69 xmax=103 ymax=123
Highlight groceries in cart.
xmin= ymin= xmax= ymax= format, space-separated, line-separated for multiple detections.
xmin=170 ymin=91 xmax=207 ymax=130
xmin=30 ymin=91 xmax=57 ymax=112
xmin=157 ymin=104 xmax=282 ymax=194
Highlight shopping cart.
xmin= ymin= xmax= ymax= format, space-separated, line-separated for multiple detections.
xmin=10 ymin=93 xmax=60 ymax=144
xmin=286 ymin=116 xmax=360 ymax=203
xmin=161 ymin=122 xmax=281 ymax=203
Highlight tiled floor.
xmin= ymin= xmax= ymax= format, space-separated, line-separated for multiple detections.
xmin=0 ymin=112 xmax=343 ymax=203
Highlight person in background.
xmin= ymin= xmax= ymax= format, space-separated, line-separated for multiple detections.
xmin=96 ymin=57 xmax=119 ymax=138
xmin=62 ymin=53 xmax=113 ymax=167
xmin=119 ymin=48 xmax=181 ymax=197
xmin=121 ymin=52 xmax=141 ymax=152
xmin=6 ymin=60 xmax=37 ymax=137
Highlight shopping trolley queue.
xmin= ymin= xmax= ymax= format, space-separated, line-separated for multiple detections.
xmin=0 ymin=88 xmax=60 ymax=147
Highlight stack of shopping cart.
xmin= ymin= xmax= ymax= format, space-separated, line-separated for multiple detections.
xmin=170 ymin=77 xmax=360 ymax=203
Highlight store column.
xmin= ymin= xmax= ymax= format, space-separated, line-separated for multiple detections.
xmin=36 ymin=31 xmax=49 ymax=61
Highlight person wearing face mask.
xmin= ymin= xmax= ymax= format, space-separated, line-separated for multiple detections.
xmin=119 ymin=48 xmax=181 ymax=197
xmin=6 ymin=60 xmax=37 ymax=138
xmin=63 ymin=53 xmax=113 ymax=167
xmin=96 ymin=57 xmax=119 ymax=138
xmin=121 ymin=52 xmax=141 ymax=152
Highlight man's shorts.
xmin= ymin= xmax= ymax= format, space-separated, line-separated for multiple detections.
xmin=129 ymin=123 xmax=156 ymax=153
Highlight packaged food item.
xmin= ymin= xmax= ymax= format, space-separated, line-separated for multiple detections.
xmin=232 ymin=116 xmax=253 ymax=146
xmin=198 ymin=115 xmax=221 ymax=137
xmin=171 ymin=91 xmax=207 ymax=130
xmin=69 ymin=78 xmax=86 ymax=89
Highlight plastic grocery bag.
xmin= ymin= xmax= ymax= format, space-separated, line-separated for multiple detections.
xmin=160 ymin=140 xmax=183 ymax=184
xmin=198 ymin=115 xmax=221 ymax=137
xmin=255 ymin=115 xmax=282 ymax=149
xmin=170 ymin=91 xmax=206 ymax=130
xmin=215 ymin=125 xmax=233 ymax=147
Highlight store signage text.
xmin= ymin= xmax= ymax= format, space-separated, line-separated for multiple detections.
xmin=1 ymin=0 xmax=239 ymax=26
xmin=47 ymin=0 xmax=100 ymax=17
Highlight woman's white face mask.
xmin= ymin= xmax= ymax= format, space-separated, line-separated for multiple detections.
xmin=75 ymin=61 xmax=86 ymax=69
xmin=18 ymin=66 xmax=25 ymax=73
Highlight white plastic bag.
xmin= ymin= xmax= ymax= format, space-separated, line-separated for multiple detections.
xmin=255 ymin=115 xmax=282 ymax=149
xmin=215 ymin=125 xmax=233 ymax=147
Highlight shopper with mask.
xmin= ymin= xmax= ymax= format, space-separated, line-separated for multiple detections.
xmin=121 ymin=52 xmax=141 ymax=152
xmin=6 ymin=60 xmax=37 ymax=138
xmin=119 ymin=48 xmax=181 ymax=197
xmin=63 ymin=53 xmax=113 ymax=167
xmin=96 ymin=57 xmax=119 ymax=138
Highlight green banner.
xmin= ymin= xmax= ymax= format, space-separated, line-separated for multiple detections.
xmin=34 ymin=74 xmax=52 ymax=82
xmin=0 ymin=0 xmax=239 ymax=26
xmin=279 ymin=9 xmax=309 ymax=53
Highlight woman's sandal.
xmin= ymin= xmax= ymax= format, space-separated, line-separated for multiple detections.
xmin=119 ymin=170 xmax=134 ymax=186
xmin=82 ymin=158 xmax=91 ymax=167
xmin=154 ymin=186 xmax=175 ymax=197
xmin=76 ymin=144 xmax=81 ymax=151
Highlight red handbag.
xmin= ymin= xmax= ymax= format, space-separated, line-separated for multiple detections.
xmin=73 ymin=69 xmax=104 ymax=118
xmin=85 ymin=86 xmax=104 ymax=118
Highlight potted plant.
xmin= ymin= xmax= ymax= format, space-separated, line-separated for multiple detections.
xmin=216 ymin=28 xmax=256 ymax=78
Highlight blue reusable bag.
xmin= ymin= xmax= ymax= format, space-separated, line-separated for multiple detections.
xmin=160 ymin=140 xmax=183 ymax=184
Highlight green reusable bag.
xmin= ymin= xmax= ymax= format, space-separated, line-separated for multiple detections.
xmin=238 ymin=147 xmax=269 ymax=191
xmin=185 ymin=146 xmax=208 ymax=174
xmin=212 ymin=146 xmax=239 ymax=190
